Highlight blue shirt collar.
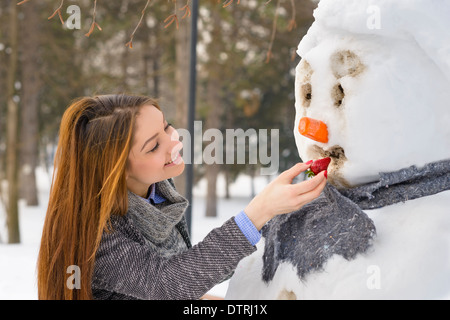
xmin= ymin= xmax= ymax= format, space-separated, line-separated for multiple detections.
xmin=147 ymin=183 xmax=166 ymax=204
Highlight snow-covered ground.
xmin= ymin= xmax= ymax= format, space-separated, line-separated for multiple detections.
xmin=0 ymin=167 xmax=271 ymax=300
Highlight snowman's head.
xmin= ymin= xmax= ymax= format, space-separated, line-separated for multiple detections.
xmin=294 ymin=0 xmax=450 ymax=188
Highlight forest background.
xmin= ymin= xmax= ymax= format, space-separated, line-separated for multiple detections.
xmin=0 ymin=0 xmax=317 ymax=244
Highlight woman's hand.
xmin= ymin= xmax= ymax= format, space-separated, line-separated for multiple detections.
xmin=244 ymin=162 xmax=327 ymax=230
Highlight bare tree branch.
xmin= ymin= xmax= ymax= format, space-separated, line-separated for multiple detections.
xmin=163 ymin=0 xmax=191 ymax=30
xmin=266 ymin=0 xmax=281 ymax=63
xmin=223 ymin=0 xmax=240 ymax=8
xmin=17 ymin=0 xmax=32 ymax=5
xmin=287 ymin=0 xmax=296 ymax=31
xmin=17 ymin=0 xmax=298 ymax=60
xmin=164 ymin=0 xmax=179 ymax=29
xmin=85 ymin=0 xmax=102 ymax=37
xmin=126 ymin=0 xmax=152 ymax=48
xmin=48 ymin=0 xmax=65 ymax=25
xmin=180 ymin=0 xmax=191 ymax=19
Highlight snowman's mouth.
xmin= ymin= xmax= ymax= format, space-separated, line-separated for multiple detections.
xmin=310 ymin=145 xmax=346 ymax=164
xmin=308 ymin=145 xmax=350 ymax=188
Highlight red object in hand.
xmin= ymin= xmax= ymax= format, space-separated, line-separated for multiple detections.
xmin=310 ymin=157 xmax=331 ymax=175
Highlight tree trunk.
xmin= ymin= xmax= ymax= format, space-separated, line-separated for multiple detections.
xmin=249 ymin=167 xmax=256 ymax=198
xmin=151 ymin=25 xmax=160 ymax=98
xmin=0 ymin=5 xmax=7 ymax=222
xmin=119 ymin=35 xmax=129 ymax=93
xmin=172 ymin=0 xmax=191 ymax=197
xmin=224 ymin=167 xmax=230 ymax=199
xmin=204 ymin=8 xmax=223 ymax=218
xmin=142 ymin=19 xmax=160 ymax=98
xmin=204 ymin=76 xmax=221 ymax=216
xmin=19 ymin=0 xmax=41 ymax=206
xmin=6 ymin=0 xmax=20 ymax=243
xmin=205 ymin=163 xmax=220 ymax=217
xmin=152 ymin=58 xmax=160 ymax=97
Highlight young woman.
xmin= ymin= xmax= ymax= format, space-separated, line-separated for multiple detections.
xmin=37 ymin=94 xmax=327 ymax=300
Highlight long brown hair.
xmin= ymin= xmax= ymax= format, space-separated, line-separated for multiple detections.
xmin=37 ymin=94 xmax=159 ymax=299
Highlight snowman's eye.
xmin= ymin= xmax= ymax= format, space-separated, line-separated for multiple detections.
xmin=297 ymin=59 xmax=313 ymax=109
xmin=302 ymin=83 xmax=312 ymax=107
xmin=332 ymin=83 xmax=344 ymax=108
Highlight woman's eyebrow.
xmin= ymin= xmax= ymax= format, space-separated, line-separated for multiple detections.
xmin=140 ymin=114 xmax=166 ymax=152
xmin=140 ymin=133 xmax=158 ymax=152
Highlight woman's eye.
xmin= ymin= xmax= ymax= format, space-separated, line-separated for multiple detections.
xmin=148 ymin=143 xmax=159 ymax=153
xmin=147 ymin=124 xmax=172 ymax=153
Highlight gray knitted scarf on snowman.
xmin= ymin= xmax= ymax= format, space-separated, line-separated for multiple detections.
xmin=262 ymin=159 xmax=450 ymax=282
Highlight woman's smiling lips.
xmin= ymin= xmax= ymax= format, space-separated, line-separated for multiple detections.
xmin=164 ymin=152 xmax=182 ymax=167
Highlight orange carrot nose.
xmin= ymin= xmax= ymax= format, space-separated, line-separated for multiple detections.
xmin=298 ymin=117 xmax=329 ymax=143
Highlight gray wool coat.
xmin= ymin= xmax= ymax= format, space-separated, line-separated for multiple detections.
xmin=91 ymin=179 xmax=256 ymax=300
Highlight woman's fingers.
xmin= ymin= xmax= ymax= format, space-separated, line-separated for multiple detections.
xmin=278 ymin=171 xmax=326 ymax=214
xmin=246 ymin=163 xmax=327 ymax=222
xmin=278 ymin=162 xmax=312 ymax=184
xmin=296 ymin=174 xmax=327 ymax=204
xmin=291 ymin=170 xmax=327 ymax=195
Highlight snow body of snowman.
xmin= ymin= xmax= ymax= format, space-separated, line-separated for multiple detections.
xmin=226 ymin=0 xmax=450 ymax=299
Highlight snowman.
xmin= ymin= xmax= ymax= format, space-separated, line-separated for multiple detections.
xmin=226 ymin=0 xmax=450 ymax=299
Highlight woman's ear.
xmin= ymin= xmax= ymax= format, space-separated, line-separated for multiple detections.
xmin=124 ymin=159 xmax=130 ymax=180
xmin=125 ymin=165 xmax=130 ymax=180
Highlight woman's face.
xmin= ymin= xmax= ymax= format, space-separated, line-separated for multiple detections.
xmin=126 ymin=105 xmax=184 ymax=197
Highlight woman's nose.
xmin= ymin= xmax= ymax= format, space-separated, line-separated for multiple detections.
xmin=298 ymin=117 xmax=329 ymax=143
xmin=167 ymin=127 xmax=183 ymax=153
xmin=168 ymin=127 xmax=180 ymax=142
